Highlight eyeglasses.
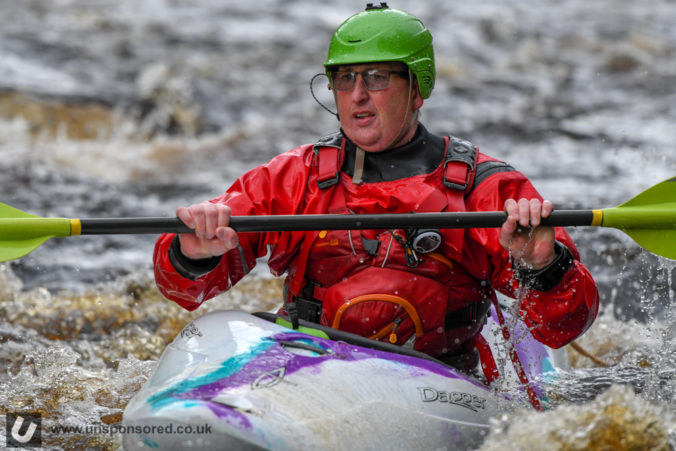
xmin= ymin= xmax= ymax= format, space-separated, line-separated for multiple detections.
xmin=330 ymin=69 xmax=409 ymax=92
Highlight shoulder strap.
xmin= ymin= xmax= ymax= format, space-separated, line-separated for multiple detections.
xmin=474 ymin=160 xmax=516 ymax=186
xmin=443 ymin=136 xmax=477 ymax=192
xmin=314 ymin=132 xmax=345 ymax=189
xmin=466 ymin=160 xmax=516 ymax=196
xmin=286 ymin=135 xmax=348 ymax=297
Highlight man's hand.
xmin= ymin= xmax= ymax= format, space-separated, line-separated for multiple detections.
xmin=499 ymin=198 xmax=556 ymax=269
xmin=176 ymin=202 xmax=238 ymax=259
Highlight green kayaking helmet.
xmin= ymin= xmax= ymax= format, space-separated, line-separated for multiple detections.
xmin=324 ymin=3 xmax=435 ymax=99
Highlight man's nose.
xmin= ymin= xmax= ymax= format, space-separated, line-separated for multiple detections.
xmin=351 ymin=73 xmax=369 ymax=101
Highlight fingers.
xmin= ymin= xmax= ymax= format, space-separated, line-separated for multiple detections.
xmin=542 ymin=199 xmax=553 ymax=218
xmin=192 ymin=203 xmax=209 ymax=238
xmin=175 ymin=202 xmax=238 ymax=259
xmin=502 ymin=198 xmax=519 ymax=234
xmin=216 ymin=205 xmax=232 ymax=241
xmin=501 ymin=198 xmax=557 ymax=269
xmin=527 ymin=198 xmax=542 ymax=227
xmin=505 ymin=198 xmax=552 ymax=228
xmin=177 ymin=202 xmax=231 ymax=239
xmin=176 ymin=206 xmax=195 ymax=229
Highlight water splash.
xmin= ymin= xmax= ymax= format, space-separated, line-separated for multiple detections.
xmin=1 ymin=1 xmax=676 ymax=449
xmin=480 ymin=384 xmax=674 ymax=450
xmin=0 ymin=265 xmax=283 ymax=449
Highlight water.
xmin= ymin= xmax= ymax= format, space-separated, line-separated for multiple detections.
xmin=1 ymin=0 xmax=675 ymax=449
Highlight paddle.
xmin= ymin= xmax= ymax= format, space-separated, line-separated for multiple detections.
xmin=1 ymin=176 xmax=675 ymax=262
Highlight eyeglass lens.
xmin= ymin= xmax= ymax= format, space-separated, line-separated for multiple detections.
xmin=332 ymin=70 xmax=395 ymax=91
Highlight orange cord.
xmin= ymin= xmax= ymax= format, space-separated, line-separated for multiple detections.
xmin=426 ymin=252 xmax=454 ymax=271
xmin=331 ymin=294 xmax=425 ymax=343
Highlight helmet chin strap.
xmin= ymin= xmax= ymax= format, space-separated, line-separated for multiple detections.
xmin=383 ymin=67 xmax=419 ymax=151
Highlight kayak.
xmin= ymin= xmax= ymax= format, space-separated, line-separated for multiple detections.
xmin=121 ymin=305 xmax=568 ymax=450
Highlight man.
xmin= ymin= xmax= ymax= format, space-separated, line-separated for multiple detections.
xmin=153 ymin=4 xmax=598 ymax=373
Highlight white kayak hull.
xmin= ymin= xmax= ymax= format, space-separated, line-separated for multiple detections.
xmin=122 ymin=308 xmax=566 ymax=450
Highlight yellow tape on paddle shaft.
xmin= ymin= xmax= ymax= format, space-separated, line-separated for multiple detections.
xmin=70 ymin=218 xmax=82 ymax=236
xmin=591 ymin=209 xmax=603 ymax=227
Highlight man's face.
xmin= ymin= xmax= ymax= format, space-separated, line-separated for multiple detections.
xmin=332 ymin=62 xmax=423 ymax=152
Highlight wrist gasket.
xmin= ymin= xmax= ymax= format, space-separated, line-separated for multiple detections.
xmin=168 ymin=235 xmax=222 ymax=280
xmin=514 ymin=241 xmax=574 ymax=292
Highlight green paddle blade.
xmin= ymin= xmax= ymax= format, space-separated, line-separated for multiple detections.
xmin=601 ymin=177 xmax=676 ymax=260
xmin=0 ymin=202 xmax=72 ymax=262
xmin=621 ymin=229 xmax=676 ymax=260
xmin=0 ymin=236 xmax=54 ymax=262
xmin=0 ymin=201 xmax=40 ymax=220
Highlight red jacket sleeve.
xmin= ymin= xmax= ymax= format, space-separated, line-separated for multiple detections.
xmin=153 ymin=146 xmax=314 ymax=311
xmin=465 ymin=165 xmax=599 ymax=349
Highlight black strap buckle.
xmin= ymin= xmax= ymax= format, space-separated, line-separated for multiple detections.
xmin=290 ymin=281 xmax=323 ymax=324
xmin=443 ymin=136 xmax=476 ymax=191
xmin=295 ymin=297 xmax=322 ymax=324
xmin=444 ymin=297 xmax=490 ymax=330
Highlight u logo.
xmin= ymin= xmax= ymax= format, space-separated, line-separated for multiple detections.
xmin=6 ymin=412 xmax=42 ymax=448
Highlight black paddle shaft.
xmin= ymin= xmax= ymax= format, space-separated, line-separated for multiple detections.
xmin=79 ymin=210 xmax=594 ymax=235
